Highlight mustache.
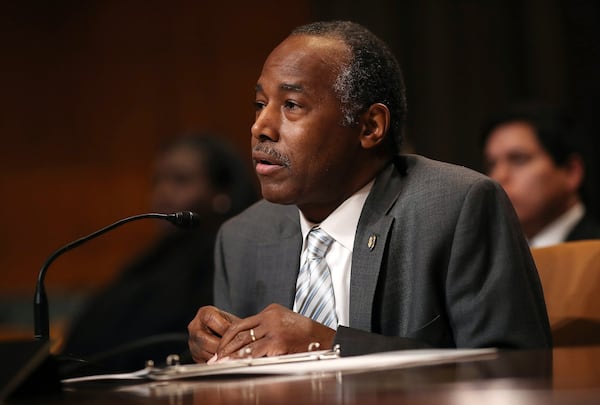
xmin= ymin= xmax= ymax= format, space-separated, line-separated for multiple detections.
xmin=253 ymin=143 xmax=292 ymax=168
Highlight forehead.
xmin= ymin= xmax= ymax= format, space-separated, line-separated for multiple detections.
xmin=257 ymin=35 xmax=349 ymax=93
xmin=487 ymin=122 xmax=543 ymax=153
xmin=157 ymin=146 xmax=202 ymax=170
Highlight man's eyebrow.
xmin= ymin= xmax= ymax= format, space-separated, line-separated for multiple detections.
xmin=254 ymin=83 xmax=304 ymax=93
xmin=280 ymin=83 xmax=304 ymax=93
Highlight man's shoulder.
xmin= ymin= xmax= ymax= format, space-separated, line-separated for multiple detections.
xmin=397 ymin=154 xmax=499 ymax=196
xmin=219 ymin=199 xmax=299 ymax=239
xmin=403 ymin=154 xmax=489 ymax=183
xmin=368 ymin=155 xmax=511 ymax=226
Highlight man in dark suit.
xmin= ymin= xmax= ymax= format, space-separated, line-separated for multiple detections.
xmin=481 ymin=103 xmax=600 ymax=247
xmin=188 ymin=21 xmax=551 ymax=362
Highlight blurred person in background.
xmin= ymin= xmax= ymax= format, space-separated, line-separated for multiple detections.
xmin=61 ymin=133 xmax=258 ymax=372
xmin=481 ymin=103 xmax=600 ymax=248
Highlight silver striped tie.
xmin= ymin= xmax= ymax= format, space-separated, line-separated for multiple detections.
xmin=294 ymin=227 xmax=338 ymax=329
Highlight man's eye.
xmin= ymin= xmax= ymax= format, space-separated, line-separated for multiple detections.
xmin=254 ymin=101 xmax=266 ymax=111
xmin=508 ymin=153 xmax=532 ymax=166
xmin=284 ymin=100 xmax=300 ymax=110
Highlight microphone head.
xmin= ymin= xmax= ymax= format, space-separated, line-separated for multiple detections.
xmin=167 ymin=211 xmax=201 ymax=229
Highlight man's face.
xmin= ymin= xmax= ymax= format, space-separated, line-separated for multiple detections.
xmin=251 ymin=35 xmax=363 ymax=219
xmin=483 ymin=121 xmax=574 ymax=235
xmin=152 ymin=146 xmax=214 ymax=216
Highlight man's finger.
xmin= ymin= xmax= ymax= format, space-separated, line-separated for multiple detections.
xmin=199 ymin=307 xmax=236 ymax=337
xmin=216 ymin=315 xmax=261 ymax=358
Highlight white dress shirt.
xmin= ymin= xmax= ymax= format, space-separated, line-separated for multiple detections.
xmin=294 ymin=180 xmax=374 ymax=327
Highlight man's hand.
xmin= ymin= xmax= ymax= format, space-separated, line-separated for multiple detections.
xmin=214 ymin=303 xmax=336 ymax=360
xmin=187 ymin=305 xmax=240 ymax=363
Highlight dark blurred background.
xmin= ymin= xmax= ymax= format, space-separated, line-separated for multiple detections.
xmin=1 ymin=0 xmax=598 ymax=340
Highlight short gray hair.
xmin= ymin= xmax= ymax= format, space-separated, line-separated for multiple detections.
xmin=291 ymin=21 xmax=407 ymax=153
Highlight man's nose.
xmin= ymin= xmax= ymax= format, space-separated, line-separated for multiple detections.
xmin=251 ymin=104 xmax=279 ymax=142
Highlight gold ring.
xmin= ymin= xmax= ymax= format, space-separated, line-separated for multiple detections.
xmin=250 ymin=328 xmax=256 ymax=342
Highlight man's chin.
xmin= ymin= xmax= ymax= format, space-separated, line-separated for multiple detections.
xmin=260 ymin=185 xmax=298 ymax=205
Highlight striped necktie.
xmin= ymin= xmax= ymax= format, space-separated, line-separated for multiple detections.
xmin=294 ymin=227 xmax=338 ymax=329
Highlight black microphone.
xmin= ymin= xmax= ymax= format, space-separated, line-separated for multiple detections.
xmin=33 ymin=211 xmax=200 ymax=341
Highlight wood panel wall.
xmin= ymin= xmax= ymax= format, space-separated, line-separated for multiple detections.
xmin=0 ymin=1 xmax=311 ymax=296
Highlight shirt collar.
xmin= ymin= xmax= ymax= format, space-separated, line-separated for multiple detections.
xmin=299 ymin=180 xmax=375 ymax=251
xmin=529 ymin=202 xmax=585 ymax=248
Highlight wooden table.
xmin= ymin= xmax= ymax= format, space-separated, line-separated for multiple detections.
xmin=10 ymin=345 xmax=600 ymax=404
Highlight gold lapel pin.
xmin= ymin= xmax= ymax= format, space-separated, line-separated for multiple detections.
xmin=367 ymin=234 xmax=377 ymax=251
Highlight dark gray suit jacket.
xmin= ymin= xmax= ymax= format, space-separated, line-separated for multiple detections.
xmin=214 ymin=155 xmax=552 ymax=355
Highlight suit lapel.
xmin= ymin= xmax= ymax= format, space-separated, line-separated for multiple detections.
xmin=350 ymin=161 xmax=404 ymax=330
xmin=256 ymin=207 xmax=302 ymax=310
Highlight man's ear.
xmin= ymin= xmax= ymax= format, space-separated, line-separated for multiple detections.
xmin=564 ymin=154 xmax=585 ymax=192
xmin=359 ymin=103 xmax=390 ymax=149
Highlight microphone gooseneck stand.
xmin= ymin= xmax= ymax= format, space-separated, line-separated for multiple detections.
xmin=33 ymin=211 xmax=199 ymax=341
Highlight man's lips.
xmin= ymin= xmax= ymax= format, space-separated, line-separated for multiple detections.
xmin=252 ymin=150 xmax=284 ymax=166
xmin=252 ymin=151 xmax=287 ymax=175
